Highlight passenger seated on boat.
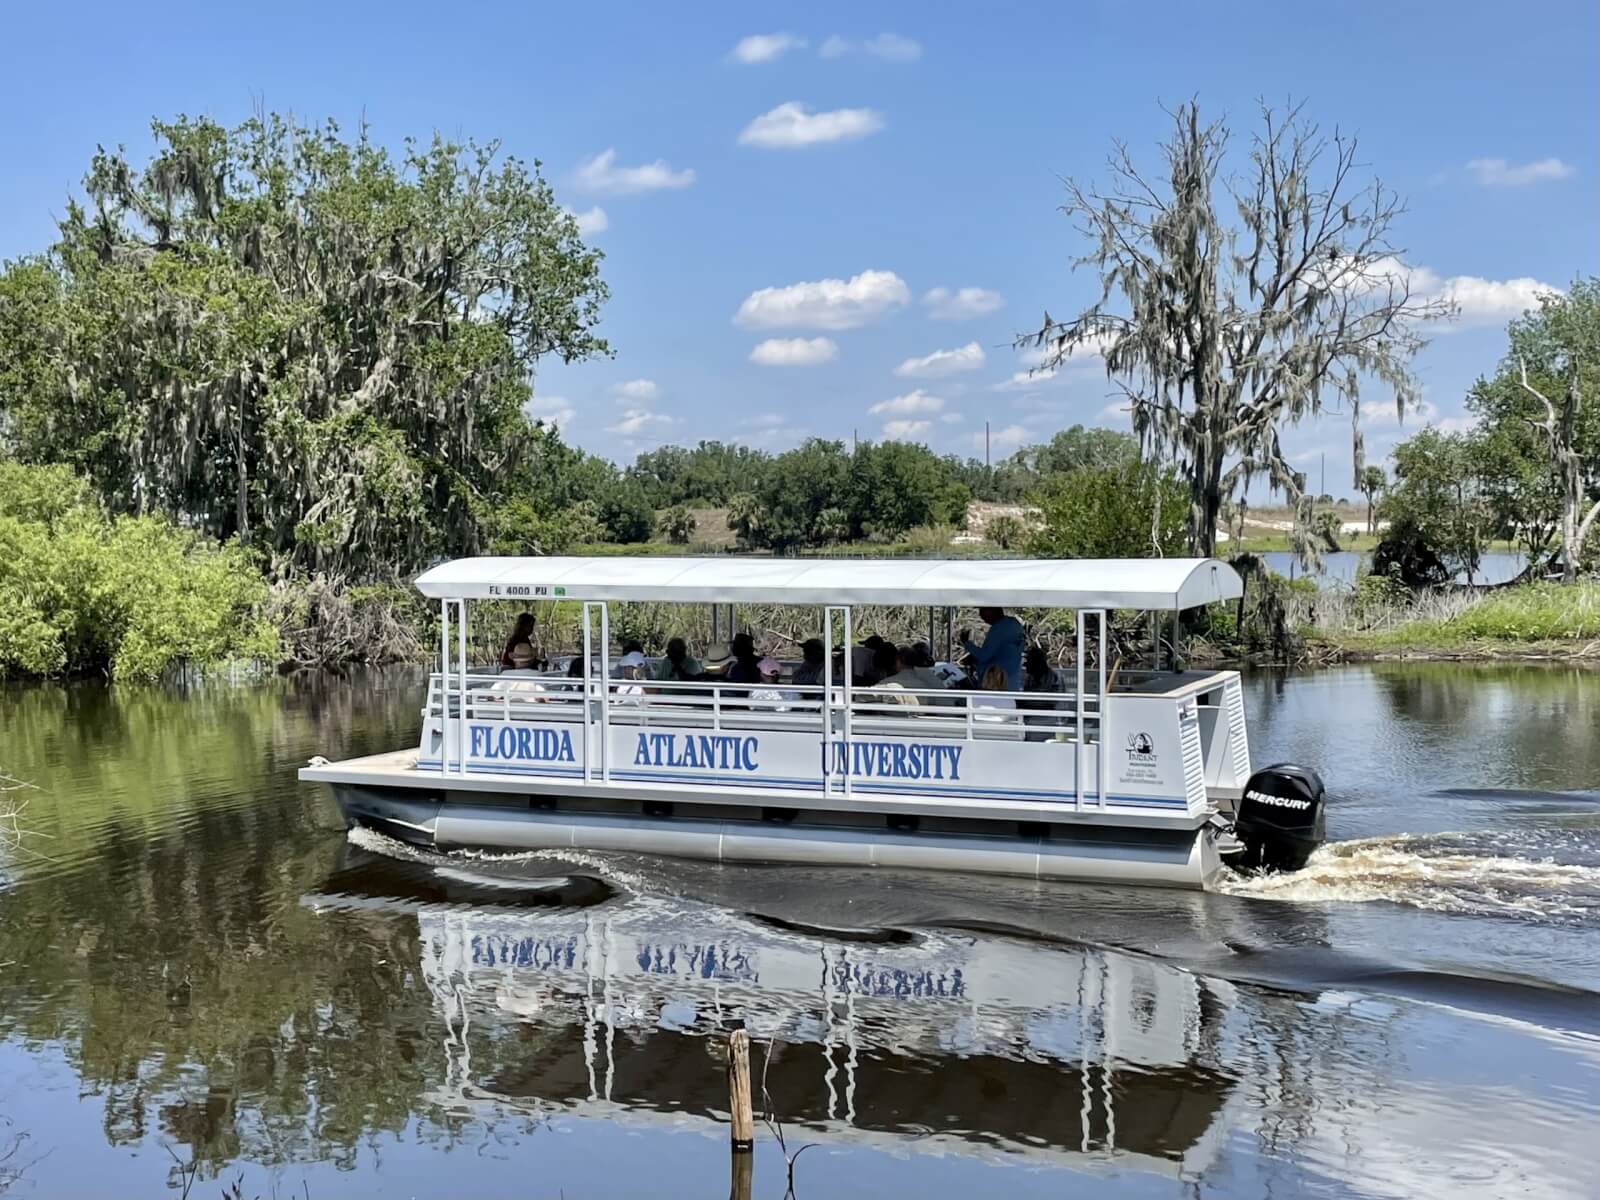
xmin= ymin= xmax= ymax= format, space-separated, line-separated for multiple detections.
xmin=725 ymin=632 xmax=763 ymax=685
xmin=747 ymin=657 xmax=797 ymax=711
xmin=614 ymin=651 xmax=648 ymax=704
xmin=972 ymin=664 xmax=1017 ymax=724
xmin=610 ymin=640 xmax=646 ymax=678
xmin=500 ymin=612 xmax=539 ymax=671
xmin=960 ymin=607 xmax=1024 ymax=691
xmin=653 ymin=637 xmax=702 ymax=683
xmin=566 ymin=653 xmax=587 ymax=679
xmin=869 ymin=643 xmax=919 ymax=707
xmin=790 ymin=638 xmax=826 ymax=687
xmin=701 ymin=641 xmax=733 ymax=678
xmin=878 ymin=643 xmax=953 ymax=706
xmin=1020 ymin=645 xmax=1069 ymax=740
xmin=1022 ymin=645 xmax=1069 ymax=697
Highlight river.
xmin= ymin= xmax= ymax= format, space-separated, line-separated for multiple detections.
xmin=1 ymin=666 xmax=1598 ymax=1199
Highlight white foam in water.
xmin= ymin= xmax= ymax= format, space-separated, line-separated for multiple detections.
xmin=345 ymin=825 xmax=663 ymax=896
xmin=1222 ymin=835 xmax=1600 ymax=919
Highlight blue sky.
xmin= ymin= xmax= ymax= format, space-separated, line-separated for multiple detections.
xmin=2 ymin=0 xmax=1596 ymax=499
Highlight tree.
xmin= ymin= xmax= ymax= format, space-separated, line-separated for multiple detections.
xmin=726 ymin=492 xmax=767 ymax=550
xmin=1025 ymin=100 xmax=1452 ymax=556
xmin=1030 ymin=425 xmax=1138 ymax=477
xmin=1028 ymin=461 xmax=1188 ymax=558
xmin=596 ymin=477 xmax=653 ymax=544
xmin=0 ymin=113 xmax=609 ymax=578
xmin=1358 ymin=466 xmax=1386 ymax=534
xmin=1374 ymin=428 xmax=1487 ymax=585
xmin=849 ymin=440 xmax=970 ymax=541
xmin=985 ymin=514 xmax=1025 ymax=550
xmin=659 ymin=504 xmax=696 ymax=545
xmin=1505 ymin=282 xmax=1598 ymax=581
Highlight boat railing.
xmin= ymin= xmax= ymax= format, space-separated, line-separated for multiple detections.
xmin=424 ymin=672 xmax=1101 ymax=747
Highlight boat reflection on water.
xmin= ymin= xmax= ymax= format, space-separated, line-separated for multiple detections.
xmin=305 ymin=847 xmax=1240 ymax=1179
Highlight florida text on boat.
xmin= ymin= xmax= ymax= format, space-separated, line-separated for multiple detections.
xmin=300 ymin=556 xmax=1329 ymax=888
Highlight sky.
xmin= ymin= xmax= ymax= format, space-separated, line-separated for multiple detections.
xmin=1 ymin=0 xmax=1596 ymax=500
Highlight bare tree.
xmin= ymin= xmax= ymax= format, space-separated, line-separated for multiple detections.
xmin=1520 ymin=359 xmax=1599 ymax=582
xmin=1025 ymin=99 xmax=1454 ymax=555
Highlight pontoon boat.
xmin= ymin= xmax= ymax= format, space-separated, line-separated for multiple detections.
xmin=300 ymin=556 xmax=1326 ymax=888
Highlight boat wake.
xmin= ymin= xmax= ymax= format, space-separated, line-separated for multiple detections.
xmin=1221 ymin=833 xmax=1600 ymax=921
xmin=345 ymin=825 xmax=667 ymax=897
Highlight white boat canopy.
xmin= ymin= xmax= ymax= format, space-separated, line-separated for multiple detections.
xmin=415 ymin=556 xmax=1243 ymax=611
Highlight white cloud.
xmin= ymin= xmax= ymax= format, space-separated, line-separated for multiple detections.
xmin=738 ymin=102 xmax=885 ymax=149
xmin=1098 ymin=402 xmax=1131 ymax=422
xmin=894 ymin=341 xmax=985 ymax=378
xmin=922 ymin=286 xmax=1004 ymax=319
xmin=749 ymin=336 xmax=839 ymax=366
xmin=524 ymin=395 xmax=575 ymax=431
xmin=819 ymin=33 xmax=923 ymax=61
xmin=607 ymin=408 xmax=674 ymax=436
xmin=1325 ymin=256 xmax=1560 ymax=330
xmin=612 ymin=378 xmax=660 ymax=402
xmin=939 ymin=412 xmax=964 ymax=424
xmin=972 ymin=424 xmax=1030 ymax=453
xmin=742 ymin=412 xmax=789 ymax=429
xmin=882 ymin=418 xmax=932 ymax=439
xmin=730 ymin=32 xmax=806 ymax=63
xmin=735 ymin=269 xmax=909 ymax=330
xmin=574 ymin=148 xmax=695 ymax=194
xmin=567 ymin=206 xmax=608 ymax=236
xmin=1466 ymin=157 xmax=1575 ymax=187
xmin=869 ymin=389 xmax=944 ymax=416
xmin=1428 ymin=271 xmax=1561 ymax=328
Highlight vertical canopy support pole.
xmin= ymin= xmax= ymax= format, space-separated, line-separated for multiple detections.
xmin=592 ymin=601 xmax=612 ymax=782
xmin=1149 ymin=611 xmax=1159 ymax=670
xmin=822 ymin=605 xmax=833 ymax=794
xmin=440 ymin=598 xmax=451 ymax=773
xmin=1095 ymin=608 xmax=1108 ymax=808
xmin=842 ymin=606 xmax=853 ymax=800
xmin=580 ymin=604 xmax=593 ymax=783
xmin=456 ymin=599 xmax=468 ymax=775
xmin=1074 ymin=609 xmax=1086 ymax=808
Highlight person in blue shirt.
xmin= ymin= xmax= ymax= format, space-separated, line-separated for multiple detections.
xmin=959 ymin=607 xmax=1024 ymax=691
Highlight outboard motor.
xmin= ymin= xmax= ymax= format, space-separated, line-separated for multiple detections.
xmin=1224 ymin=764 xmax=1326 ymax=873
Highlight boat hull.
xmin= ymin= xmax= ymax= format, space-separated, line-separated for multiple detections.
xmin=329 ymin=781 xmax=1222 ymax=890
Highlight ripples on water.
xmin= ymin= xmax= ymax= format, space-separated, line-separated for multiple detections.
xmin=1 ymin=665 xmax=1599 ymax=1198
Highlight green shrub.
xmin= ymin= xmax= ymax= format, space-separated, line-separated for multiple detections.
xmin=1028 ymin=462 xmax=1188 ymax=558
xmin=0 ymin=463 xmax=276 ymax=679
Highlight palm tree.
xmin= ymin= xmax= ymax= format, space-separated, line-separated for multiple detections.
xmin=1359 ymin=466 xmax=1386 ymax=534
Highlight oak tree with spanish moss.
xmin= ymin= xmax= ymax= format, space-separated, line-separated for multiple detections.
xmin=1026 ymin=99 xmax=1454 ymax=556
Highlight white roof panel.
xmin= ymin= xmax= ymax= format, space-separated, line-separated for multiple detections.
xmin=414 ymin=556 xmax=1242 ymax=610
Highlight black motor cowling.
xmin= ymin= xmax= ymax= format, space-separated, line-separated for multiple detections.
xmin=1224 ymin=764 xmax=1326 ymax=873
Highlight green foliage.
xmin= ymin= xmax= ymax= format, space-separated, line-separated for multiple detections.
xmin=597 ymin=477 xmax=655 ymax=544
xmin=1375 ymin=428 xmax=1488 ymax=585
xmin=1468 ymin=277 xmax=1599 ymax=577
xmin=1028 ymin=462 xmax=1188 ymax=558
xmin=659 ymin=504 xmax=697 ymax=544
xmin=985 ymin=514 xmax=1025 ymax=550
xmin=0 ymin=463 xmax=275 ymax=678
xmin=0 ymin=112 xmax=609 ymax=579
xmin=630 ymin=441 xmax=773 ymax=508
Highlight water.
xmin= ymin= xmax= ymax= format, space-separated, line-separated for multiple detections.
xmin=2 ymin=665 xmax=1598 ymax=1198
xmin=1259 ymin=549 xmax=1528 ymax=589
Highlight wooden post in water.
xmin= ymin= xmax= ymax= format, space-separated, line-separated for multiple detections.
xmin=728 ymin=1028 xmax=754 ymax=1200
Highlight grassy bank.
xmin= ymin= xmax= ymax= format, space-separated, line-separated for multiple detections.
xmin=1299 ymin=582 xmax=1600 ymax=660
